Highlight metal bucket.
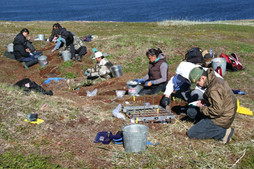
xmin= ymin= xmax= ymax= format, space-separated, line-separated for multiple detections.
xmin=7 ymin=43 xmax=14 ymax=53
xmin=127 ymin=81 xmax=142 ymax=96
xmin=212 ymin=58 xmax=227 ymax=76
xmin=37 ymin=34 xmax=45 ymax=41
xmin=62 ymin=50 xmax=71 ymax=62
xmin=111 ymin=65 xmax=123 ymax=77
xmin=122 ymin=124 xmax=148 ymax=153
xmin=38 ymin=55 xmax=48 ymax=67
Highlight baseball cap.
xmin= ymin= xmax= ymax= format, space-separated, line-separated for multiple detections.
xmin=92 ymin=51 xmax=103 ymax=59
xmin=94 ymin=131 xmax=113 ymax=144
xmin=189 ymin=67 xmax=204 ymax=83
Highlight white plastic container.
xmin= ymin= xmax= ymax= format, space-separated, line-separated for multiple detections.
xmin=116 ymin=90 xmax=126 ymax=98
xmin=7 ymin=43 xmax=14 ymax=53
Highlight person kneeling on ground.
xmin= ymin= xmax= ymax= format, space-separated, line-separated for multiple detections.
xmin=186 ymin=67 xmax=236 ymax=144
xmin=160 ymin=61 xmax=222 ymax=108
xmin=59 ymin=35 xmax=87 ymax=62
xmin=67 ymin=51 xmax=113 ymax=90
xmin=48 ymin=23 xmax=62 ymax=42
xmin=13 ymin=28 xmax=42 ymax=70
xmin=133 ymin=48 xmax=168 ymax=95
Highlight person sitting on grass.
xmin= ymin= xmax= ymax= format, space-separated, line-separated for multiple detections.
xmin=186 ymin=67 xmax=237 ymax=144
xmin=67 ymin=51 xmax=113 ymax=90
xmin=13 ymin=28 xmax=42 ymax=70
xmin=133 ymin=48 xmax=168 ymax=95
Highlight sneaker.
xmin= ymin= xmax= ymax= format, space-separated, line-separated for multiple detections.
xmin=22 ymin=62 xmax=29 ymax=70
xmin=222 ymin=128 xmax=234 ymax=144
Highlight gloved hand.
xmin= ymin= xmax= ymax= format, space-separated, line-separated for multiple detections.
xmin=85 ymin=70 xmax=88 ymax=75
xmin=92 ymin=48 xmax=98 ymax=53
xmin=133 ymin=78 xmax=146 ymax=84
xmin=160 ymin=96 xmax=170 ymax=108
xmin=145 ymin=80 xmax=154 ymax=87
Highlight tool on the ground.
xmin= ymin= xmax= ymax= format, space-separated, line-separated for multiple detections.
xmin=123 ymin=105 xmax=175 ymax=123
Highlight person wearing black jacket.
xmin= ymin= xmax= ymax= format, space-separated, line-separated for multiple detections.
xmin=48 ymin=23 xmax=62 ymax=42
xmin=54 ymin=27 xmax=75 ymax=60
xmin=13 ymin=28 xmax=41 ymax=70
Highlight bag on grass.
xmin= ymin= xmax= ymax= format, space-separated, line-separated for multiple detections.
xmin=220 ymin=53 xmax=243 ymax=71
xmin=185 ymin=47 xmax=204 ymax=64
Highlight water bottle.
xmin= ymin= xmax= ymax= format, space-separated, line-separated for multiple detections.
xmin=209 ymin=48 xmax=213 ymax=56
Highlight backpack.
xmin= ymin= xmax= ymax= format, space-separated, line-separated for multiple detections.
xmin=220 ymin=53 xmax=243 ymax=71
xmin=185 ymin=47 xmax=204 ymax=64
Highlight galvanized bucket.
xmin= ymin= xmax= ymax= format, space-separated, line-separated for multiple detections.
xmin=212 ymin=58 xmax=227 ymax=76
xmin=127 ymin=81 xmax=142 ymax=96
xmin=111 ymin=65 xmax=123 ymax=77
xmin=122 ymin=124 xmax=148 ymax=153
xmin=62 ymin=50 xmax=71 ymax=62
xmin=38 ymin=55 xmax=48 ymax=67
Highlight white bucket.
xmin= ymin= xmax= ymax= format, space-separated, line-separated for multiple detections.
xmin=62 ymin=50 xmax=71 ymax=62
xmin=38 ymin=55 xmax=48 ymax=67
xmin=122 ymin=124 xmax=148 ymax=153
xmin=116 ymin=90 xmax=126 ymax=98
xmin=127 ymin=81 xmax=142 ymax=96
xmin=212 ymin=58 xmax=227 ymax=76
xmin=37 ymin=34 xmax=45 ymax=41
xmin=111 ymin=65 xmax=123 ymax=77
xmin=7 ymin=43 xmax=14 ymax=53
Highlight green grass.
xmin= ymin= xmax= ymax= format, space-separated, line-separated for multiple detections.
xmin=0 ymin=20 xmax=254 ymax=168
xmin=0 ymin=151 xmax=61 ymax=168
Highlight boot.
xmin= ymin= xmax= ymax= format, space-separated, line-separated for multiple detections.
xmin=22 ymin=62 xmax=29 ymax=70
xmin=77 ymin=55 xmax=82 ymax=62
xmin=71 ymin=56 xmax=76 ymax=61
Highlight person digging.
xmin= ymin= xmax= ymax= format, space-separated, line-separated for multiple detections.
xmin=67 ymin=51 xmax=113 ymax=90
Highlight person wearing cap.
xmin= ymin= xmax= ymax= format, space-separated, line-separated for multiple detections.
xmin=67 ymin=51 xmax=113 ymax=90
xmin=160 ymin=61 xmax=222 ymax=108
xmin=13 ymin=28 xmax=42 ymax=70
xmin=186 ymin=67 xmax=237 ymax=144
xmin=133 ymin=48 xmax=168 ymax=95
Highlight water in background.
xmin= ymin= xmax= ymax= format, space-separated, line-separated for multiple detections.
xmin=0 ymin=0 xmax=253 ymax=22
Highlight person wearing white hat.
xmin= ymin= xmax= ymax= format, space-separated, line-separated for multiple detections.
xmin=67 ymin=51 xmax=113 ymax=90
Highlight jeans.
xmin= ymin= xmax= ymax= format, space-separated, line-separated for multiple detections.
xmin=139 ymin=83 xmax=166 ymax=95
xmin=186 ymin=107 xmax=226 ymax=140
xmin=17 ymin=52 xmax=41 ymax=62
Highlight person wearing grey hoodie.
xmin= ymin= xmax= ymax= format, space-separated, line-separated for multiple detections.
xmin=133 ymin=48 xmax=168 ymax=95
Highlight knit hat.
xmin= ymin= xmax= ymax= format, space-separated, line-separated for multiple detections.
xmin=189 ymin=67 xmax=204 ymax=83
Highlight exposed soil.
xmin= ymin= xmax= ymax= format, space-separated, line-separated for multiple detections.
xmin=0 ymin=40 xmax=186 ymax=168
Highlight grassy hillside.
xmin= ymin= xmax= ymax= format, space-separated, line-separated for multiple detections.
xmin=0 ymin=20 xmax=254 ymax=168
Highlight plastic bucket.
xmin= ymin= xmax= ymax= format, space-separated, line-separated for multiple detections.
xmin=38 ymin=34 xmax=45 ymax=41
xmin=38 ymin=55 xmax=48 ymax=67
xmin=127 ymin=81 xmax=142 ymax=96
xmin=212 ymin=58 xmax=227 ymax=76
xmin=62 ymin=50 xmax=71 ymax=62
xmin=111 ymin=65 xmax=123 ymax=77
xmin=122 ymin=124 xmax=148 ymax=153
xmin=7 ymin=43 xmax=14 ymax=53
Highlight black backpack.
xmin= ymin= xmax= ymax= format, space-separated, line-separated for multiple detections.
xmin=185 ymin=47 xmax=204 ymax=64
